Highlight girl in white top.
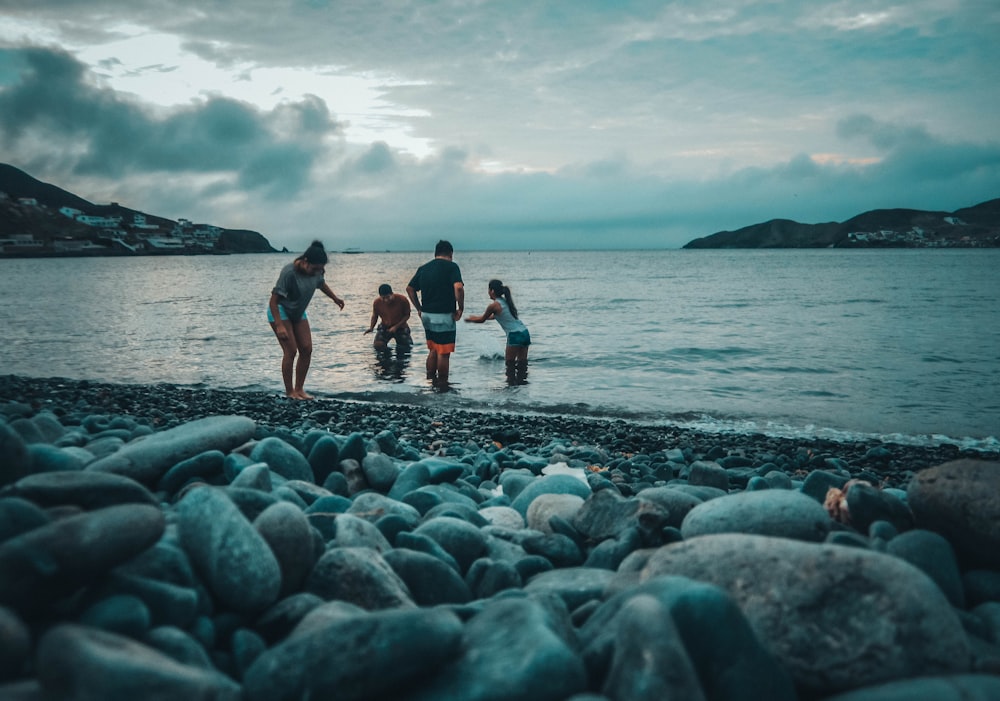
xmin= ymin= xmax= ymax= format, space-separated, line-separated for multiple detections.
xmin=465 ymin=279 xmax=531 ymax=384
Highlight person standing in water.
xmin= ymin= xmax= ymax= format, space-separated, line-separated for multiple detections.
xmin=364 ymin=283 xmax=412 ymax=354
xmin=465 ymin=278 xmax=531 ymax=384
xmin=267 ymin=240 xmax=344 ymax=399
xmin=406 ymin=240 xmax=464 ymax=387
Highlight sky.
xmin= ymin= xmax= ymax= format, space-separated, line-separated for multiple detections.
xmin=1 ymin=1 xmax=998 ymax=251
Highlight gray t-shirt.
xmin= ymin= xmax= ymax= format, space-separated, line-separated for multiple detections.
xmin=272 ymin=262 xmax=324 ymax=322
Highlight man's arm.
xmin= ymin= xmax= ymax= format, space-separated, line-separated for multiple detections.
xmin=365 ymin=300 xmax=380 ymax=334
xmin=406 ymin=285 xmax=421 ymax=315
xmin=453 ymin=282 xmax=464 ymax=321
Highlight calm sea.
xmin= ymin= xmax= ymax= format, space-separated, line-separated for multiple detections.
xmin=2 ymin=250 xmax=997 ymax=449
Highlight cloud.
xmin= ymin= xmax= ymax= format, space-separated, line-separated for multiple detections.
xmin=0 ymin=47 xmax=341 ymax=199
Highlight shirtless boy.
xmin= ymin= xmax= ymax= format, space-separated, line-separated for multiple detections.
xmin=364 ymin=283 xmax=412 ymax=352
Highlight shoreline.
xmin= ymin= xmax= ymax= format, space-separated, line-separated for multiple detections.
xmin=2 ymin=375 xmax=993 ymax=490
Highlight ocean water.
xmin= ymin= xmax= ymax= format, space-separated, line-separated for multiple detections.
xmin=2 ymin=249 xmax=998 ymax=449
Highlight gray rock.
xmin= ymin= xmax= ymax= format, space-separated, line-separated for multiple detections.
xmin=687 ymin=460 xmax=729 ymax=490
xmin=87 ymin=415 xmax=257 ymax=486
xmin=306 ymin=546 xmax=415 ymax=610
xmin=0 ymin=504 xmax=165 ymax=614
xmin=174 ymin=486 xmax=281 ymax=613
xmin=348 ymin=491 xmax=421 ymax=526
xmin=26 ymin=443 xmax=87 ymax=473
xmin=0 ymin=605 xmax=30 ymax=681
xmin=383 ymin=547 xmax=473 ymax=605
xmin=254 ymin=592 xmax=325 ymax=643
xmin=37 ymin=624 xmax=241 ymax=700
xmin=144 ymin=625 xmax=214 ymax=670
xmin=413 ymin=515 xmax=488 ymax=573
xmin=886 ymin=529 xmax=965 ymax=608
xmin=156 ymin=450 xmax=225 ymax=495
xmin=330 ymin=513 xmax=393 ymax=552
xmin=801 ymin=469 xmax=850 ymax=503
xmin=479 ymin=505 xmax=524 ymax=529
xmin=510 ymin=474 xmax=591 ymax=518
xmin=581 ymin=575 xmax=796 ymax=701
xmin=635 ymin=486 xmax=703 ymax=528
xmin=361 ymin=452 xmax=401 ymax=492
xmin=253 ymin=501 xmax=318 ymax=596
xmin=402 ymin=597 xmax=587 ymax=701
xmin=0 ymin=423 xmax=30 ymax=488
xmin=2 ymin=470 xmax=158 ymax=510
xmin=573 ymin=488 xmax=639 ymax=541
xmin=908 ymin=459 xmax=1000 ymax=568
xmin=78 ymin=594 xmax=152 ymax=637
xmin=527 ymin=493 xmax=585 ymax=534
xmin=601 ymin=594 xmax=706 ymax=701
xmin=638 ymin=534 xmax=972 ymax=694
xmin=244 ymin=607 xmax=463 ymax=701
xmin=681 ymin=488 xmax=831 ymax=542
xmin=524 ymin=567 xmax=616 ymax=610
xmin=820 ymin=674 xmax=1000 ymax=701
xmin=306 ymin=435 xmax=340 ymax=485
xmin=0 ymin=496 xmax=49 ymax=542
xmin=249 ymin=436 xmax=314 ymax=482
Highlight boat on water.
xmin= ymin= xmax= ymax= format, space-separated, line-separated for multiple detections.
xmin=340 ymin=247 xmax=363 ymax=254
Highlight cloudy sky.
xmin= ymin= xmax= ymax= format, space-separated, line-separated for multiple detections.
xmin=1 ymin=1 xmax=998 ymax=251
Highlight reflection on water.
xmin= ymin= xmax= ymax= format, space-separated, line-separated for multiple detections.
xmin=372 ymin=347 xmax=412 ymax=383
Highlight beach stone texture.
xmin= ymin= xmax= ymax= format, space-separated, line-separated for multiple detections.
xmin=636 ymin=533 xmax=972 ymax=695
xmin=907 ymin=459 xmax=1000 ymax=568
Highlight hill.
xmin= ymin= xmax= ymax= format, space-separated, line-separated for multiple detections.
xmin=0 ymin=163 xmax=277 ymax=256
xmin=683 ymin=198 xmax=1000 ymax=248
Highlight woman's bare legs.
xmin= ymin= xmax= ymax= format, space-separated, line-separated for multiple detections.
xmin=291 ymin=320 xmax=314 ymax=398
xmin=270 ymin=318 xmax=314 ymax=399
xmin=505 ymin=346 xmax=528 ymax=385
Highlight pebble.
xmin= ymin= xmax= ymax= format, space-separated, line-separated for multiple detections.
xmin=1 ymin=375 xmax=998 ymax=700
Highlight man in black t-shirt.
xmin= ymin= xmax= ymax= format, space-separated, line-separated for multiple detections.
xmin=406 ymin=240 xmax=464 ymax=387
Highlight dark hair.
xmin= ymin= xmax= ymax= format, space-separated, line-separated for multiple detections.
xmin=434 ymin=240 xmax=453 ymax=257
xmin=489 ymin=279 xmax=518 ymax=318
xmin=300 ymin=240 xmax=328 ymax=265
xmin=378 ymin=283 xmax=393 ymax=296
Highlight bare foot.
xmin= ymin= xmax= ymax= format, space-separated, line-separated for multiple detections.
xmin=291 ymin=389 xmax=315 ymax=400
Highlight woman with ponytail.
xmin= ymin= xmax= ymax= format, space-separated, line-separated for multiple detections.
xmin=267 ymin=240 xmax=344 ymax=399
xmin=466 ymin=279 xmax=531 ymax=384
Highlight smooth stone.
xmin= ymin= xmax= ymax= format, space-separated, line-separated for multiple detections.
xmin=306 ymin=435 xmax=340 ymax=486
xmin=423 ymin=499 xmax=489 ymax=526
xmin=79 ymin=594 xmax=152 ymax=637
xmin=249 ymin=436 xmax=314 ymax=482
xmin=340 ymin=458 xmax=370 ymax=494
xmin=687 ymin=460 xmax=729 ymax=490
xmin=306 ymin=546 xmax=415 ymax=610
xmin=964 ymin=570 xmax=1000 ymax=607
xmin=99 ymin=572 xmax=199 ymax=629
xmin=26 ymin=443 xmax=86 ymax=473
xmin=330 ymin=513 xmax=393 ymax=552
xmin=36 ymin=624 xmax=241 ymax=700
xmin=222 ymin=486 xmax=280 ymax=522
xmin=339 ymin=432 xmax=367 ymax=463
xmin=479 ymin=505 xmax=525 ymax=529
xmin=635 ymin=486 xmax=703 ymax=528
xmin=510 ymin=474 xmax=592 ymax=518
xmin=244 ymin=607 xmax=463 ymax=701
xmin=395 ymin=531 xmax=462 ymax=571
xmin=373 ymin=429 xmax=399 ymax=456
xmin=383 ymin=547 xmax=473 ymax=605
xmin=601 ymin=594 xmax=706 ymax=700
xmin=0 ymin=422 xmax=30 ymax=487
xmin=583 ymin=527 xmax=642 ymax=570
xmin=281 ymin=479 xmax=330 ymax=505
xmin=908 ymin=459 xmax=1000 ymax=568
xmin=520 ymin=531 xmax=584 ymax=568
xmin=87 ymin=416 xmax=257 ymax=486
xmin=0 ymin=504 xmax=165 ymax=614
xmin=361 ymin=452 xmax=401 ymax=492
xmin=845 ymin=481 xmax=914 ymax=533
xmin=573 ymin=488 xmax=640 ymax=540
xmin=680 ymin=489 xmax=831 ymax=542
xmin=8 ymin=418 xmax=46 ymax=445
xmin=387 ymin=461 xmax=432 ymax=501
xmin=412 ymin=516 xmax=488 ymax=573
xmin=581 ymin=575 xmax=796 ymax=701
xmin=402 ymin=597 xmax=587 ymax=701
xmin=637 ymin=534 xmax=972 ymax=694
xmin=465 ymin=557 xmax=521 ymax=599
xmin=231 ymin=628 xmax=267 ymax=679
xmin=174 ymin=486 xmax=281 ymax=613
xmin=30 ymin=412 xmax=66 ymax=442
xmin=2 ymin=470 xmax=158 ymax=510
xmin=348 ymin=491 xmax=421 ymax=526
xmin=253 ymin=501 xmax=318 ymax=596
xmin=156 ymin=450 xmax=225 ymax=494
xmin=116 ymin=541 xmax=196 ymax=588
xmin=498 ymin=469 xmax=536 ymax=501
xmin=0 ymin=496 xmax=50 ymax=542
xmin=144 ymin=625 xmax=214 ymax=670
xmin=886 ymin=528 xmax=965 ymax=607
xmin=254 ymin=592 xmax=325 ymax=643
xmin=0 ymin=605 xmax=30 ymax=681
xmin=801 ymin=469 xmax=850 ymax=502
xmin=820 ymin=674 xmax=1000 ymax=701
xmin=523 ymin=567 xmax=616 ymax=610
xmin=230 ymin=463 xmax=273 ymax=491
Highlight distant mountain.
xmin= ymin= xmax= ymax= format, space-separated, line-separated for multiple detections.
xmin=683 ymin=198 xmax=1000 ymax=249
xmin=0 ymin=163 xmax=277 ymax=255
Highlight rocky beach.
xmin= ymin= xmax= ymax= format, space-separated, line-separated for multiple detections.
xmin=2 ymin=374 xmax=1000 ymax=700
